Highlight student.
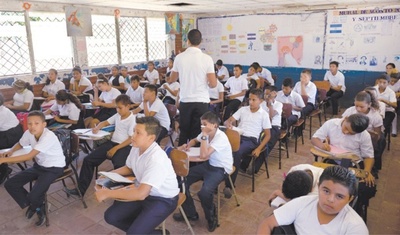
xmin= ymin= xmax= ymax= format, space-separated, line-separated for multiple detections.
xmin=166 ymin=58 xmax=174 ymax=74
xmin=388 ymin=73 xmax=400 ymax=137
xmin=0 ymin=93 xmax=24 ymax=184
xmin=386 ymin=62 xmax=398 ymax=76
xmin=223 ymin=64 xmax=248 ymax=121
xmin=42 ymin=68 xmax=65 ymax=101
xmin=276 ymin=78 xmax=305 ymax=132
xmin=125 ymin=75 xmax=144 ymax=109
xmin=5 ymin=80 xmax=34 ymax=113
xmin=67 ymin=94 xmax=136 ymax=197
xmin=208 ymin=79 xmax=224 ymax=115
xmin=364 ymin=86 xmax=386 ymax=118
xmin=293 ymin=69 xmax=317 ymax=117
xmin=108 ymin=65 xmax=125 ymax=92
xmin=120 ymin=66 xmax=131 ymax=91
xmin=69 ymin=66 xmax=93 ymax=96
xmin=162 ymin=72 xmax=180 ymax=105
xmin=252 ymin=62 xmax=274 ymax=87
xmin=257 ymin=166 xmax=369 ymax=235
xmin=95 ymin=117 xmax=179 ymax=234
xmin=374 ymin=74 xmax=397 ymax=138
xmin=247 ymin=64 xmax=261 ymax=89
xmin=170 ymin=29 xmax=217 ymax=146
xmin=84 ymin=74 xmax=121 ymax=128
xmin=143 ymin=61 xmax=160 ymax=85
xmin=216 ymin=59 xmax=230 ymax=83
xmin=132 ymin=84 xmax=170 ymax=144
xmin=223 ymin=89 xmax=271 ymax=197
xmin=43 ymin=90 xmax=84 ymax=130
xmin=173 ymin=111 xmax=233 ymax=232
xmin=324 ymin=61 xmax=346 ymax=116
xmin=1 ymin=111 xmax=65 ymax=227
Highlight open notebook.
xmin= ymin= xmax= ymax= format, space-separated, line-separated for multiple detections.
xmin=73 ymin=129 xmax=110 ymax=138
xmin=96 ymin=172 xmax=135 ymax=190
xmin=314 ymin=145 xmax=357 ymax=159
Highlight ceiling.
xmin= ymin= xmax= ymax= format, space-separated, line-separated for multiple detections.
xmin=25 ymin=0 xmax=400 ymax=14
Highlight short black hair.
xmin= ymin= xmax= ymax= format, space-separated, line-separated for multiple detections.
xmin=28 ymin=110 xmax=45 ymax=122
xmin=249 ymin=88 xmax=263 ymax=99
xmin=347 ymin=113 xmax=369 ymax=133
xmin=115 ymin=94 xmax=131 ymax=106
xmin=386 ymin=63 xmax=395 ymax=69
xmin=377 ymin=74 xmax=388 ymax=80
xmin=265 ymin=86 xmax=278 ymax=92
xmin=249 ymin=64 xmax=258 ymax=70
xmin=234 ymin=64 xmax=242 ymax=70
xmin=302 ymin=69 xmax=312 ymax=76
xmin=251 ymin=62 xmax=260 ymax=70
xmin=216 ymin=59 xmax=223 ymax=66
xmin=282 ymin=170 xmax=313 ymax=199
xmin=319 ymin=165 xmax=358 ymax=197
xmin=148 ymin=61 xmax=155 ymax=66
xmin=136 ymin=116 xmax=161 ymax=139
xmin=131 ymin=75 xmax=140 ymax=83
xmin=330 ymin=61 xmax=339 ymax=67
xmin=72 ymin=66 xmax=82 ymax=74
xmin=144 ymin=84 xmax=158 ymax=96
xmin=188 ymin=29 xmax=202 ymax=46
xmin=201 ymin=111 xmax=219 ymax=125
xmin=282 ymin=78 xmax=294 ymax=88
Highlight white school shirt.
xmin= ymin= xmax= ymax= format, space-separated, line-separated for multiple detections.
xmin=233 ymin=106 xmax=271 ymax=139
xmin=13 ymin=89 xmax=34 ymax=111
xmin=144 ymin=69 xmax=160 ymax=85
xmin=0 ymin=106 xmax=19 ymax=131
xmin=139 ymin=98 xmax=170 ymax=130
xmin=99 ymin=87 xmax=121 ymax=103
xmin=50 ymin=102 xmax=81 ymax=121
xmin=342 ymin=106 xmax=383 ymax=131
xmin=288 ymin=164 xmax=324 ymax=195
xmin=312 ymin=118 xmax=374 ymax=162
xmin=217 ymin=65 xmax=230 ymax=82
xmin=374 ymin=85 xmax=397 ymax=113
xmin=378 ymin=101 xmax=386 ymax=118
xmin=126 ymin=142 xmax=179 ymax=198
xmin=172 ymin=47 xmax=215 ymax=103
xmin=247 ymin=73 xmax=259 ymax=80
xmin=164 ymin=82 xmax=180 ymax=100
xmin=224 ymin=75 xmax=248 ymax=102
xmin=196 ymin=129 xmax=233 ymax=173
xmin=274 ymin=195 xmax=369 ymax=235
xmin=389 ymin=79 xmax=400 ymax=92
xmin=293 ymin=81 xmax=317 ymax=105
xmin=107 ymin=112 xmax=136 ymax=144
xmin=42 ymin=80 xmax=65 ymax=96
xmin=323 ymin=70 xmax=346 ymax=92
xmin=70 ymin=77 xmax=93 ymax=93
xmin=209 ymin=80 xmax=224 ymax=100
xmin=123 ymin=75 xmax=131 ymax=90
xmin=260 ymin=100 xmax=283 ymax=127
xmin=19 ymin=128 xmax=65 ymax=168
xmin=108 ymin=75 xmax=125 ymax=87
xmin=276 ymin=90 xmax=305 ymax=118
xmin=258 ymin=67 xmax=274 ymax=86
xmin=126 ymin=86 xmax=144 ymax=104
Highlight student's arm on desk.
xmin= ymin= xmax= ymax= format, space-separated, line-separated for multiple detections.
xmin=257 ymin=215 xmax=279 ymax=235
xmin=0 ymin=143 xmax=38 ymax=164
xmin=253 ymin=128 xmax=270 ymax=157
xmin=311 ymin=137 xmax=331 ymax=151
xmin=93 ymin=100 xmax=117 ymax=109
xmin=92 ymin=120 xmax=110 ymax=134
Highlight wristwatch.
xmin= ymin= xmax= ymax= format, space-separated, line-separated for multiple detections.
xmin=201 ymin=136 xmax=208 ymax=140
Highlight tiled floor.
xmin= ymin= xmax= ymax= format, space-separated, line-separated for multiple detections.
xmin=0 ymin=115 xmax=399 ymax=234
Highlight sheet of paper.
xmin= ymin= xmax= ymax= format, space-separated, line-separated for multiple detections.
xmin=98 ymin=171 xmax=134 ymax=183
xmin=0 ymin=146 xmax=32 ymax=156
xmin=73 ymin=129 xmax=110 ymax=138
xmin=45 ymin=114 xmax=54 ymax=120
xmin=185 ymin=147 xmax=200 ymax=157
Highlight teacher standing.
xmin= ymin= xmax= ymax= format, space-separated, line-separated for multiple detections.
xmin=170 ymin=29 xmax=217 ymax=145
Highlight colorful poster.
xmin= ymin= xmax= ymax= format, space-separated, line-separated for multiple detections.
xmin=182 ymin=18 xmax=194 ymax=48
xmin=65 ymin=6 xmax=93 ymax=37
xmin=277 ymin=36 xmax=303 ymax=67
xmin=165 ymin=13 xmax=180 ymax=34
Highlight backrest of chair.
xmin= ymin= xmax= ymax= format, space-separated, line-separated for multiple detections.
xmin=70 ymin=132 xmax=80 ymax=156
xmin=317 ymin=88 xmax=328 ymax=101
xmin=314 ymin=80 xmax=331 ymax=91
xmin=225 ymin=128 xmax=240 ymax=152
xmin=281 ymin=103 xmax=293 ymax=119
xmin=169 ymin=149 xmax=189 ymax=177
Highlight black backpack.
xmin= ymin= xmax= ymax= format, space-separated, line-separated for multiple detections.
xmin=53 ymin=129 xmax=72 ymax=166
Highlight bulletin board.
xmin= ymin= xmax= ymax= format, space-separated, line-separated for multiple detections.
xmin=198 ymin=13 xmax=327 ymax=69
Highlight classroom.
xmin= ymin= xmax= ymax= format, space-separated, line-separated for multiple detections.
xmin=0 ymin=0 xmax=399 ymax=234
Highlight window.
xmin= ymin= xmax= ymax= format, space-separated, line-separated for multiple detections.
xmin=147 ymin=18 xmax=167 ymax=61
xmin=120 ymin=16 xmax=146 ymax=63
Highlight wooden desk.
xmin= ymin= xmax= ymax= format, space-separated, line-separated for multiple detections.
xmin=312 ymin=162 xmax=368 ymax=179
xmin=310 ymin=146 xmax=361 ymax=168
xmin=0 ymin=146 xmax=33 ymax=171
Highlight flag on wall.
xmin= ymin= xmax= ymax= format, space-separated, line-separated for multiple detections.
xmin=65 ymin=6 xmax=93 ymax=37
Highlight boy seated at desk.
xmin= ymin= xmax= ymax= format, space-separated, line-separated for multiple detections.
xmin=143 ymin=61 xmax=160 ymax=85
xmin=247 ymin=64 xmax=261 ymax=89
xmin=293 ymin=69 xmax=317 ymax=117
xmin=0 ymin=111 xmax=65 ymax=226
xmin=94 ymin=116 xmax=179 ymax=234
xmin=66 ymin=94 xmax=136 ymax=197
xmin=252 ymin=62 xmax=274 ymax=87
xmin=173 ymin=111 xmax=233 ymax=232
xmin=125 ymin=75 xmax=144 ymax=109
xmin=132 ymin=84 xmax=170 ymax=144
xmin=257 ymin=166 xmax=369 ymax=235
xmin=161 ymin=72 xmax=180 ymax=105
xmin=375 ymin=74 xmax=397 ymax=138
xmin=223 ymin=88 xmax=271 ymax=198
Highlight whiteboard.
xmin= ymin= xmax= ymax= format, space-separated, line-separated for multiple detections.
xmin=324 ymin=8 xmax=400 ymax=71
xmin=198 ymin=13 xmax=326 ymax=69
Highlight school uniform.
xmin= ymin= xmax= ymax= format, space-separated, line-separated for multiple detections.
xmin=274 ymin=195 xmax=369 ymax=235
xmin=109 ymin=75 xmax=125 ymax=93
xmin=5 ymin=129 xmax=65 ymax=210
xmin=223 ymin=75 xmax=248 ymax=121
xmin=42 ymin=80 xmax=65 ymax=97
xmin=226 ymin=106 xmax=271 ymax=188
xmin=293 ymin=81 xmax=317 ymax=117
xmin=261 ymin=99 xmax=283 ymax=159
xmin=49 ymin=102 xmax=83 ymax=130
xmin=162 ymin=82 xmax=180 ymax=105
xmin=104 ymin=142 xmax=179 ymax=234
xmin=70 ymin=77 xmax=93 ymax=93
xmin=126 ymin=86 xmax=144 ymax=105
xmin=276 ymin=90 xmax=305 ymax=130
xmin=12 ymin=89 xmax=34 ymax=112
xmin=172 ymin=46 xmax=215 ymax=145
xmin=208 ymin=80 xmax=224 ymax=114
xmin=93 ymin=87 xmax=121 ymax=121
xmin=217 ymin=65 xmax=230 ymax=82
xmin=258 ymin=67 xmax=274 ymax=86
xmin=77 ymin=113 xmax=136 ymax=195
xmin=143 ymin=69 xmax=160 ymax=85
xmin=324 ymin=70 xmax=346 ymax=115
xmin=375 ymin=85 xmax=397 ymax=137
xmin=287 ymin=164 xmax=323 ymax=195
xmin=123 ymin=75 xmax=131 ymax=90
xmin=139 ymin=99 xmax=170 ymax=144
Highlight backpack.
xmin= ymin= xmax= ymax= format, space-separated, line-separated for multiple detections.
xmin=53 ymin=128 xmax=72 ymax=166
xmin=16 ymin=112 xmax=29 ymax=132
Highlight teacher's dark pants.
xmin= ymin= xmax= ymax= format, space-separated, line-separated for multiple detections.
xmin=104 ymin=195 xmax=178 ymax=234
xmin=178 ymin=102 xmax=209 ymax=146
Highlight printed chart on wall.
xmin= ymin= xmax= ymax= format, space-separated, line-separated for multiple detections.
xmin=198 ymin=13 xmax=326 ymax=69
xmin=324 ymin=8 xmax=400 ymax=71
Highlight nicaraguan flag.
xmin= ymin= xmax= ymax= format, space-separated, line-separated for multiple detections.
xmin=329 ymin=24 xmax=342 ymax=34
xmin=247 ymin=33 xmax=256 ymax=40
